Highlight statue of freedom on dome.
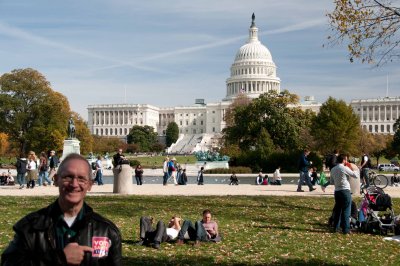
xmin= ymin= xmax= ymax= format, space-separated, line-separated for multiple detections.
xmin=252 ymin=13 xmax=255 ymax=22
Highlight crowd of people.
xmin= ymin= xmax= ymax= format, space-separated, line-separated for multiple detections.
xmin=12 ymin=150 xmax=59 ymax=189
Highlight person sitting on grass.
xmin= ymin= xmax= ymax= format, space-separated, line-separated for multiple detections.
xmin=137 ymin=216 xmax=186 ymax=249
xmin=229 ymin=172 xmax=239 ymax=185
xmin=176 ymin=209 xmax=221 ymax=247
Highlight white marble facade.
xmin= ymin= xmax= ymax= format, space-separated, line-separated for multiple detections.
xmin=351 ymin=97 xmax=400 ymax=134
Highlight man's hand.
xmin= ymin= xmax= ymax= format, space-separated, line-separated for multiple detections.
xmin=64 ymin=242 xmax=92 ymax=265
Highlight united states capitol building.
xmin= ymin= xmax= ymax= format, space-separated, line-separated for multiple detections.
xmin=88 ymin=14 xmax=281 ymax=152
xmin=87 ymin=15 xmax=400 ymax=152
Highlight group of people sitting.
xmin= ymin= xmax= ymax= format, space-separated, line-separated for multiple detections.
xmin=137 ymin=209 xmax=220 ymax=249
xmin=0 ymin=171 xmax=14 ymax=186
xmin=255 ymin=167 xmax=282 ymax=185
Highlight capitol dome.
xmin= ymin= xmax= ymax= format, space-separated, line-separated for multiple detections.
xmin=224 ymin=14 xmax=280 ymax=101
xmin=234 ymin=39 xmax=272 ymax=62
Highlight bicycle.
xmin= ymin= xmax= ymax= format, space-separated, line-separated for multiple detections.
xmin=366 ymin=170 xmax=389 ymax=189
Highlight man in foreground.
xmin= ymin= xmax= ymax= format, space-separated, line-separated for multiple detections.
xmin=1 ymin=153 xmax=122 ymax=265
xmin=176 ymin=209 xmax=220 ymax=247
xmin=330 ymin=154 xmax=358 ymax=234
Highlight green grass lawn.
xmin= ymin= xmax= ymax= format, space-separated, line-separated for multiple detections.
xmin=1 ymin=196 xmax=399 ymax=265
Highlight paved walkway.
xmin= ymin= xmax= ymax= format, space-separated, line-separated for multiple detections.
xmin=2 ymin=183 xmax=400 ymax=197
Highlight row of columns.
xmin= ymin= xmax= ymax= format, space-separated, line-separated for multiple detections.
xmin=360 ymin=104 xmax=399 ymax=122
xmin=364 ymin=124 xmax=394 ymax=134
xmin=227 ymin=81 xmax=279 ymax=96
xmin=95 ymin=127 xmax=129 ymax=136
xmin=232 ymin=66 xmax=272 ymax=76
xmin=93 ymin=110 xmax=144 ymax=126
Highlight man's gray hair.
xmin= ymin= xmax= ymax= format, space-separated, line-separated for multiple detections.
xmin=57 ymin=153 xmax=93 ymax=180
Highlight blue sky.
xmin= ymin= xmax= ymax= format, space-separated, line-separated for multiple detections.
xmin=1 ymin=1 xmax=399 ymax=119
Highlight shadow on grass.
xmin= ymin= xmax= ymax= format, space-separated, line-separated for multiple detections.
xmin=254 ymin=224 xmax=329 ymax=234
xmin=122 ymin=256 xmax=344 ymax=265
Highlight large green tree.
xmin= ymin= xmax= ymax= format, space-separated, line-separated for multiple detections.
xmin=0 ymin=68 xmax=71 ymax=154
xmin=127 ymin=125 xmax=158 ymax=152
xmin=311 ymin=97 xmax=361 ymax=155
xmin=165 ymin=122 xmax=179 ymax=147
xmin=224 ymin=90 xmax=312 ymax=153
xmin=327 ymin=0 xmax=400 ymax=65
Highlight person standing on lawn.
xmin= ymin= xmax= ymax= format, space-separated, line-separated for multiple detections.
xmin=330 ymin=154 xmax=358 ymax=234
xmin=1 ymin=153 xmax=122 ymax=265
xmin=15 ymin=153 xmax=27 ymax=189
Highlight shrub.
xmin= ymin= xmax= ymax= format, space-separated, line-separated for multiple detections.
xmin=204 ymin=166 xmax=252 ymax=174
xmin=129 ymin=159 xmax=141 ymax=168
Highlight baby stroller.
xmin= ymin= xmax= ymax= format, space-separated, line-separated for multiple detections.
xmin=359 ymin=186 xmax=396 ymax=235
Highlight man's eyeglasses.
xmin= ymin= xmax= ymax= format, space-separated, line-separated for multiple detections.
xmin=61 ymin=176 xmax=90 ymax=185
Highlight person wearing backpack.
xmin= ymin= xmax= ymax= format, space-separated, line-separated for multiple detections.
xmin=15 ymin=153 xmax=28 ymax=189
xmin=48 ymin=150 xmax=59 ymax=183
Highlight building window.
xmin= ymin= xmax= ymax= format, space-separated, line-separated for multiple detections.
xmin=212 ymin=118 xmax=215 ymax=123
xmin=110 ymin=128 xmax=113 ymax=135
xmin=105 ymin=129 xmax=108 ymax=135
xmin=212 ymin=111 xmax=215 ymax=114
xmin=96 ymin=129 xmax=99 ymax=135
xmin=201 ymin=120 xmax=203 ymax=125
xmin=387 ymin=125 xmax=391 ymax=132
xmin=212 ymin=127 xmax=215 ymax=132
xmin=120 ymin=128 xmax=122 ymax=135
xmin=193 ymin=119 xmax=196 ymax=125
xmin=381 ymin=125 xmax=384 ymax=132
xmin=180 ymin=121 xmax=183 ymax=126
xmin=124 ymin=128 xmax=127 ymax=135
xmin=186 ymin=121 xmax=188 ymax=125
xmin=200 ymin=129 xmax=203 ymax=133
xmin=193 ymin=129 xmax=196 ymax=134
xmin=369 ymin=125 xmax=372 ymax=132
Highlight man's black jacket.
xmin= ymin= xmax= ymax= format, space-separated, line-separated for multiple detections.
xmin=1 ymin=200 xmax=122 ymax=266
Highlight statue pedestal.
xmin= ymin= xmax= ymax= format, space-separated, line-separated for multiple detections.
xmin=61 ymin=139 xmax=81 ymax=161
xmin=113 ymin=164 xmax=133 ymax=194
xmin=196 ymin=161 xmax=229 ymax=170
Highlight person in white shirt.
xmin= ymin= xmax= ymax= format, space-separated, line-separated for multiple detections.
xmin=137 ymin=216 xmax=187 ymax=249
xmin=330 ymin=154 xmax=358 ymax=234
xmin=26 ymin=151 xmax=38 ymax=189
xmin=273 ymin=167 xmax=282 ymax=185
